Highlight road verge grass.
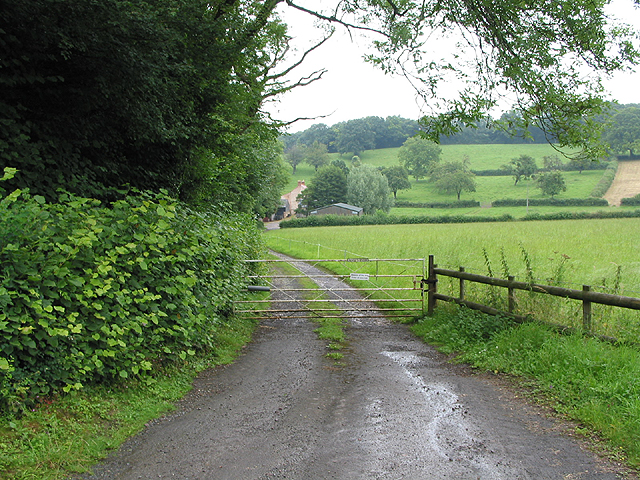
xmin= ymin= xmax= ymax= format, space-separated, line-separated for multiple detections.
xmin=0 ymin=315 xmax=258 ymax=480
xmin=269 ymin=260 xmax=348 ymax=361
xmin=411 ymin=304 xmax=640 ymax=469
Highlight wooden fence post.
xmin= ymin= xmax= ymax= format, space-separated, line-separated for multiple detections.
xmin=508 ymin=276 xmax=516 ymax=313
xmin=583 ymin=285 xmax=592 ymax=331
xmin=428 ymin=255 xmax=437 ymax=315
xmin=459 ymin=267 xmax=465 ymax=301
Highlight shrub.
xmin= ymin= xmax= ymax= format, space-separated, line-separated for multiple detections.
xmin=0 ymin=185 xmax=263 ymax=412
xmin=590 ymin=161 xmax=618 ymax=198
xmin=620 ymin=194 xmax=640 ymax=206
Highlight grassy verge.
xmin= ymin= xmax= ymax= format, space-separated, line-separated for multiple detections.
xmin=411 ymin=304 xmax=640 ymax=469
xmin=272 ymin=260 xmax=348 ymax=361
xmin=0 ymin=315 xmax=258 ymax=480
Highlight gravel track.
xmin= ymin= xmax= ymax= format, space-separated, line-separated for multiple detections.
xmin=77 ymin=254 xmax=635 ymax=479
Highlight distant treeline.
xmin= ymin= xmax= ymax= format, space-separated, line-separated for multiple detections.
xmin=283 ymin=104 xmax=640 ymax=158
xmin=281 ymin=114 xmax=551 ymax=154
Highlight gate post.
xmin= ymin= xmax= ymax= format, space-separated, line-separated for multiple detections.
xmin=508 ymin=276 xmax=516 ymax=313
xmin=583 ymin=285 xmax=592 ymax=331
xmin=427 ymin=255 xmax=437 ymax=315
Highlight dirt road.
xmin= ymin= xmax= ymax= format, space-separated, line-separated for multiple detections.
xmin=78 ymin=256 xmax=633 ymax=479
xmin=604 ymin=160 xmax=640 ymax=206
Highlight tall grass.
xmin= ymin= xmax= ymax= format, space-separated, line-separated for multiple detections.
xmin=265 ymin=218 xmax=640 ymax=341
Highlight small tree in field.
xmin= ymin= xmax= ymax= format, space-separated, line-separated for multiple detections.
xmin=285 ymin=144 xmax=307 ymax=174
xmin=398 ymin=137 xmax=441 ymax=181
xmin=381 ymin=165 xmax=411 ymax=198
xmin=537 ymin=171 xmax=567 ymax=198
xmin=503 ymin=155 xmax=538 ymax=185
xmin=429 ymin=160 xmax=476 ymax=200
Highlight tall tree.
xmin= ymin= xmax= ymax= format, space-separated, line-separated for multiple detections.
xmin=602 ymin=105 xmax=640 ymax=157
xmin=285 ymin=144 xmax=307 ymax=174
xmin=537 ymin=171 xmax=567 ymax=198
xmin=347 ymin=164 xmax=393 ymax=214
xmin=305 ymin=141 xmax=329 ymax=171
xmin=0 ymin=0 xmax=299 ymax=214
xmin=429 ymin=161 xmax=477 ymax=201
xmin=382 ymin=166 xmax=412 ymax=199
xmin=297 ymin=165 xmax=347 ymax=213
xmin=398 ymin=137 xmax=441 ymax=181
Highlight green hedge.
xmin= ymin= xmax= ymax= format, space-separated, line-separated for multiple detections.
xmin=492 ymin=198 xmax=608 ymax=207
xmin=394 ymin=200 xmax=480 ymax=208
xmin=0 ymin=182 xmax=263 ymax=413
xmin=281 ymin=209 xmax=640 ymax=228
xmin=621 ymin=194 xmax=640 ymax=206
xmin=590 ymin=162 xmax=618 ymax=198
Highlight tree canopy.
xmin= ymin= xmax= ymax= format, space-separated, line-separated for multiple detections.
xmin=602 ymin=104 xmax=640 ymax=157
xmin=297 ymin=164 xmax=348 ymax=213
xmin=2 ymin=0 xmax=638 ymax=212
xmin=429 ymin=160 xmax=477 ymax=201
xmin=0 ymin=0 xmax=293 ymax=214
xmin=347 ymin=164 xmax=393 ymax=214
xmin=398 ymin=137 xmax=442 ymax=181
xmin=503 ymin=155 xmax=538 ymax=185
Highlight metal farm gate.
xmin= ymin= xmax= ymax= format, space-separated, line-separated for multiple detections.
xmin=235 ymin=257 xmax=427 ymax=322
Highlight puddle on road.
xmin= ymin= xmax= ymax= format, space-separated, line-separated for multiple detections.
xmin=377 ymin=350 xmax=507 ymax=478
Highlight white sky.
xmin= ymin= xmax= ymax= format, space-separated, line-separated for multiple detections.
xmin=265 ymin=0 xmax=640 ymax=133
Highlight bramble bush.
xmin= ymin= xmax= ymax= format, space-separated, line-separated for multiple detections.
xmin=0 ymin=170 xmax=263 ymax=413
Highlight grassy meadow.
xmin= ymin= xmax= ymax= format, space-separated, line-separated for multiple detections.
xmin=265 ymin=217 xmax=640 ymax=341
xmin=284 ymin=144 xmax=615 ymax=219
xmin=285 ymin=144 xmax=586 ymax=194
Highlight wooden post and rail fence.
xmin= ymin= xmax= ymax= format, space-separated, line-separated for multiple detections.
xmin=425 ymin=255 xmax=640 ymax=336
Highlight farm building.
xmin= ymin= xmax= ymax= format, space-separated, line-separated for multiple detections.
xmin=278 ymin=180 xmax=306 ymax=219
xmin=310 ymin=203 xmax=363 ymax=216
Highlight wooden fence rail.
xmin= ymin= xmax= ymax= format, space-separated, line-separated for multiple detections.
xmin=426 ymin=255 xmax=640 ymax=333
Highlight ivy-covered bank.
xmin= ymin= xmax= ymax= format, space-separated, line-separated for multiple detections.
xmin=0 ymin=169 xmax=264 ymax=414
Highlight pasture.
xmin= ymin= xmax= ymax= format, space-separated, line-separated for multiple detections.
xmin=266 ymin=218 xmax=640 ymax=341
xmin=283 ymin=144 xmax=611 ymax=209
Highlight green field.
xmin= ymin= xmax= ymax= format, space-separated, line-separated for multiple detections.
xmin=266 ymin=218 xmax=640 ymax=340
xmin=284 ymin=144 xmax=609 ymax=206
xmin=395 ymin=169 xmax=604 ymax=203
xmin=390 ymin=205 xmax=636 ymax=218
xmin=354 ymin=144 xmax=579 ymax=170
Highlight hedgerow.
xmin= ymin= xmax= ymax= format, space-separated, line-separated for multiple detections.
xmin=0 ymin=171 xmax=263 ymax=413
xmin=492 ymin=198 xmax=608 ymax=207
xmin=280 ymin=208 xmax=640 ymax=228
xmin=590 ymin=161 xmax=618 ymax=197
xmin=394 ymin=200 xmax=480 ymax=208
xmin=621 ymin=194 xmax=640 ymax=206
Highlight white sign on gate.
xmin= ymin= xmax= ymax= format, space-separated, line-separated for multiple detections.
xmin=350 ymin=273 xmax=370 ymax=281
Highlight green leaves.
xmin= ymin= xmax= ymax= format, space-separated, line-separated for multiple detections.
xmin=0 ymin=188 xmax=264 ymax=412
